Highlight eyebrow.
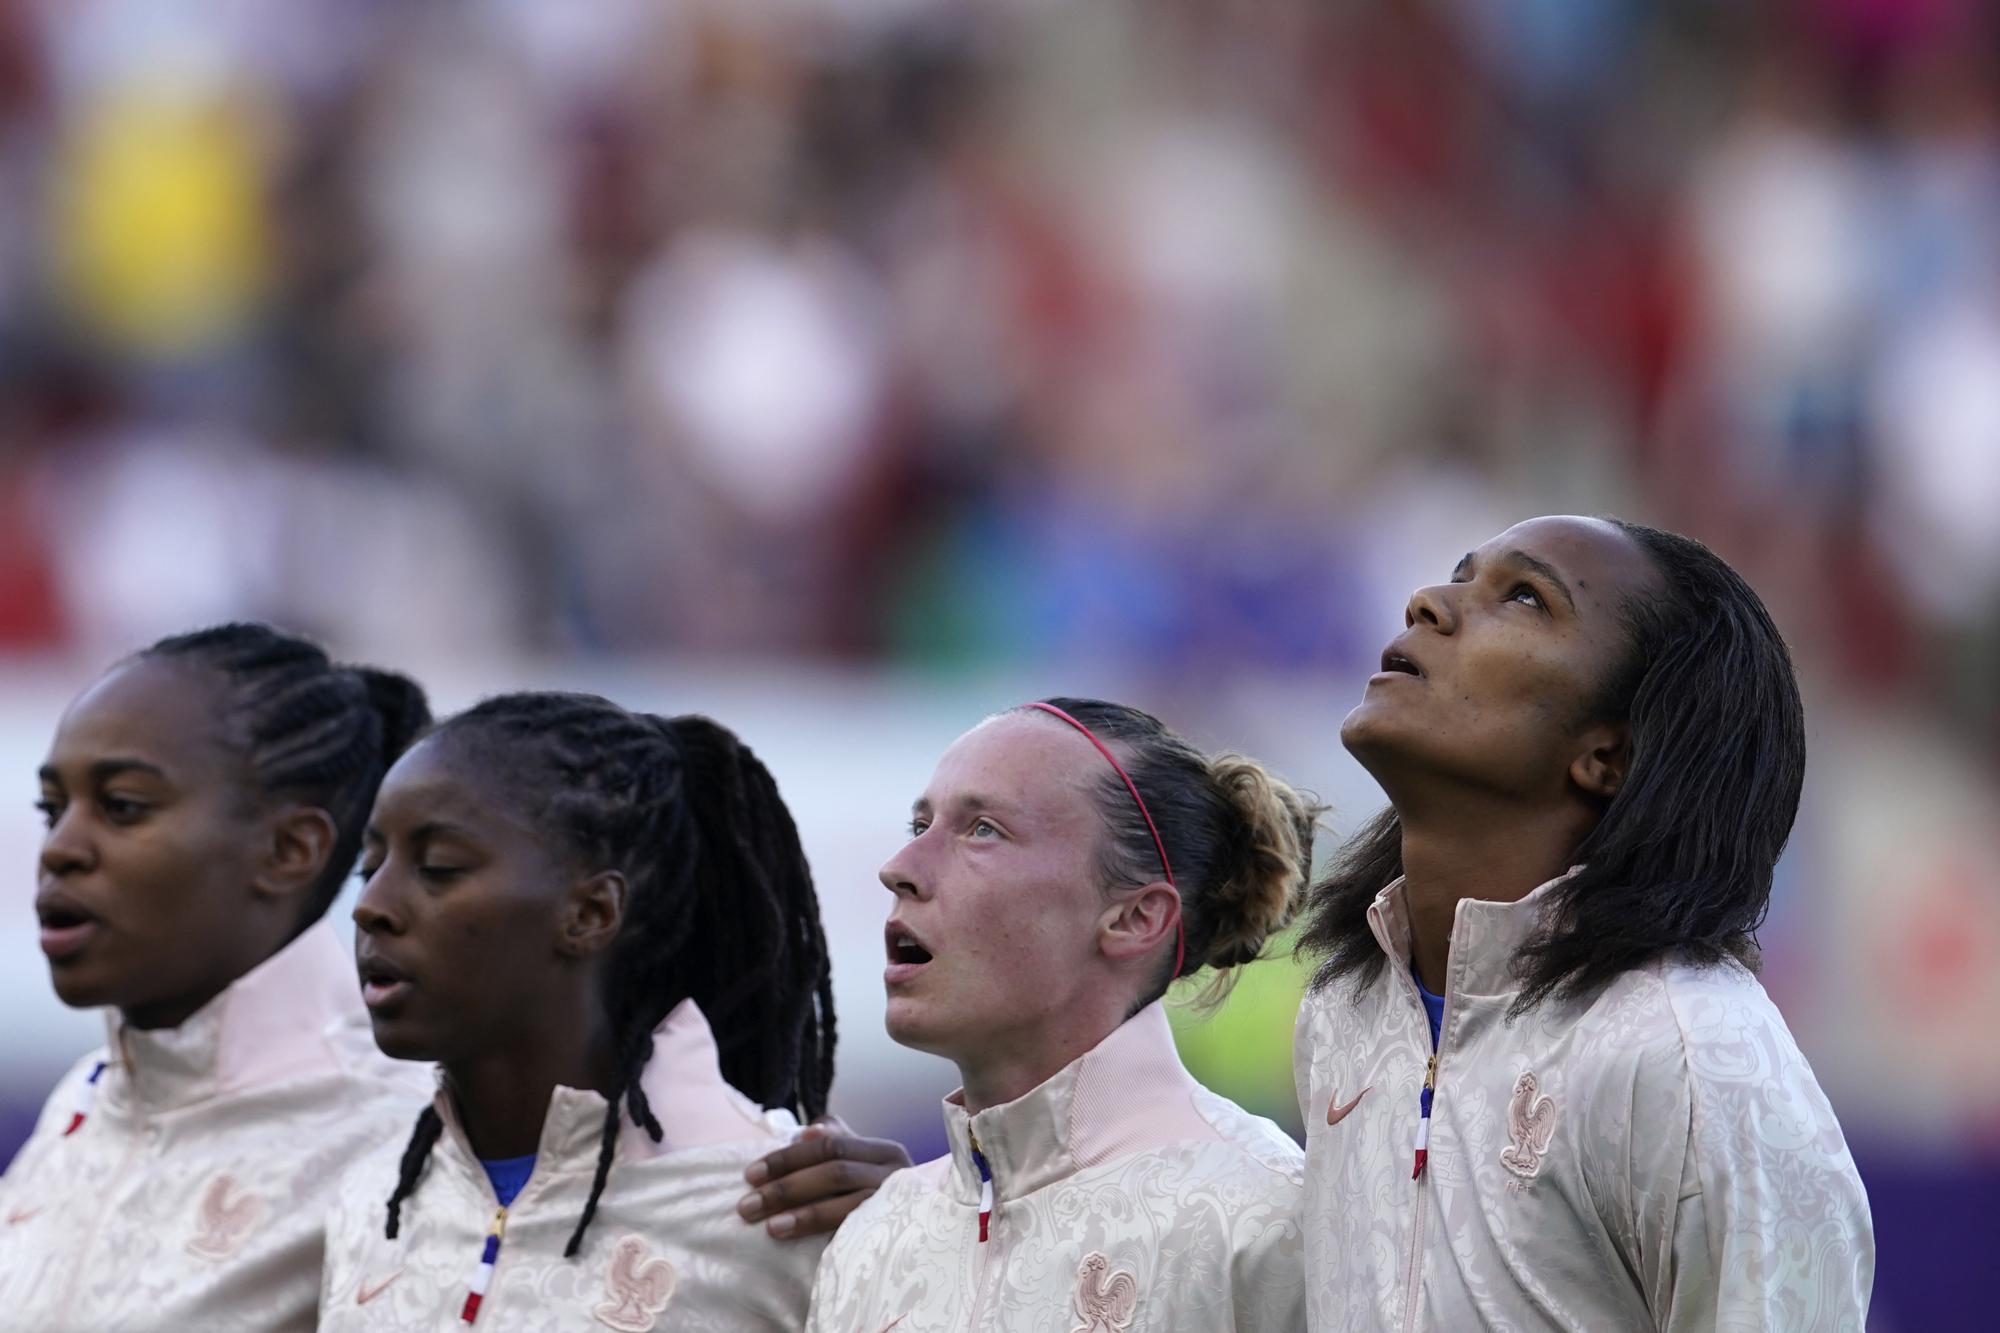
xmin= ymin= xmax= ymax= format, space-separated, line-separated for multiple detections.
xmin=37 ymin=758 xmax=170 ymax=786
xmin=363 ymin=818 xmax=480 ymax=847
xmin=1454 ymin=550 xmax=1579 ymax=614
xmin=910 ymin=793 xmax=1017 ymax=820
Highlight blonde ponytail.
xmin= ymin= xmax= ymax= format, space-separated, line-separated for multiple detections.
xmin=1177 ymin=756 xmax=1324 ymax=1005
xmin=1016 ymin=697 xmax=1326 ymax=1009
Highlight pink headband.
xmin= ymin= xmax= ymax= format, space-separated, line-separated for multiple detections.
xmin=1023 ymin=701 xmax=1185 ymax=981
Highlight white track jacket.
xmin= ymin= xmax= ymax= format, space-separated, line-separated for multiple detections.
xmin=806 ymin=1002 xmax=1306 ymax=1333
xmin=319 ymin=1000 xmax=824 ymax=1333
xmin=0 ymin=923 xmax=423 ymax=1333
xmin=1294 ymin=875 xmax=1874 ymax=1331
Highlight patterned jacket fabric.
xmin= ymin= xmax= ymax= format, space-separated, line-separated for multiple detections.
xmin=0 ymin=922 xmax=427 ymax=1333
xmin=319 ymin=999 xmax=824 ymax=1333
xmin=1294 ymin=875 xmax=1875 ymax=1331
xmin=806 ymin=1002 xmax=1306 ymax=1333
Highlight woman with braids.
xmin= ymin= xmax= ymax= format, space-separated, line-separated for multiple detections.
xmin=320 ymin=691 xmax=838 ymax=1331
xmin=805 ymin=698 xmax=1317 ymax=1333
xmin=1294 ymin=516 xmax=1873 ymax=1331
xmin=0 ymin=623 xmax=431 ymax=1333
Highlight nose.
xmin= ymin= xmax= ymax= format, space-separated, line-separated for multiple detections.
xmin=39 ymin=806 xmax=94 ymax=879
xmin=877 ymin=839 xmax=928 ymax=901
xmin=1405 ymin=581 xmax=1459 ymax=634
xmin=351 ymin=864 xmax=403 ymax=936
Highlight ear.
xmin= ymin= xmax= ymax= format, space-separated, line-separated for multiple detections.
xmin=557 ymin=870 xmax=628 ymax=959
xmin=1568 ymin=721 xmax=1632 ymax=801
xmin=1097 ymin=881 xmax=1182 ymax=965
xmin=252 ymin=805 xmax=339 ymax=904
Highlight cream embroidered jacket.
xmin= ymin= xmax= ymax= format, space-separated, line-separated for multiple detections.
xmin=806 ymin=1002 xmax=1306 ymax=1333
xmin=0 ymin=922 xmax=426 ymax=1333
xmin=319 ymin=999 xmax=824 ymax=1333
xmin=1294 ymin=875 xmax=1874 ymax=1332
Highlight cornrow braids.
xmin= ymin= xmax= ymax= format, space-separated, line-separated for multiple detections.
xmin=376 ymin=692 xmax=836 ymax=1259
xmin=142 ymin=622 xmax=431 ymax=927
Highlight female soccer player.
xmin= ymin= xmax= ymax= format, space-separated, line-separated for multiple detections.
xmin=806 ymin=698 xmax=1317 ymax=1332
xmin=0 ymin=623 xmax=430 ymax=1333
xmin=322 ymin=692 xmax=838 ymax=1330
xmin=1295 ymin=516 xmax=1874 ymax=1330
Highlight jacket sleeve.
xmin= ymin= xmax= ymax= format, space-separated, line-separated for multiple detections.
xmin=1226 ymin=1176 xmax=1307 ymax=1333
xmin=1653 ymin=981 xmax=1874 ymax=1333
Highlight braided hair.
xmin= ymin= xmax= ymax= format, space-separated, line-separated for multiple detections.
xmin=380 ymin=691 xmax=836 ymax=1258
xmin=141 ymin=622 xmax=431 ymax=927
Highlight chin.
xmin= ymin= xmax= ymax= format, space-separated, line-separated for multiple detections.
xmin=366 ymin=1017 xmax=441 ymax=1064
xmin=883 ymin=1000 xmax=957 ymax=1060
xmin=47 ymin=969 xmax=114 ymax=1011
xmin=1339 ymin=701 xmax=1400 ymax=758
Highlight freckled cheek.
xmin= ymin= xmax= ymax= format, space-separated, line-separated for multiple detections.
xmin=944 ymin=894 xmax=1059 ymax=996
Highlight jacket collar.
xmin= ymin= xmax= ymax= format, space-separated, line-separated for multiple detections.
xmin=431 ymin=999 xmax=773 ymax=1184
xmin=1364 ymin=868 xmax=1580 ymax=999
xmin=103 ymin=920 xmax=364 ymax=1115
xmin=938 ymin=1002 xmax=1215 ymax=1206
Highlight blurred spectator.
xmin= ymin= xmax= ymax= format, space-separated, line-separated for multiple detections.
xmin=0 ymin=0 xmax=1990 ymax=711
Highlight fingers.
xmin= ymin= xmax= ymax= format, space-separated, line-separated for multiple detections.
xmin=751 ymin=1187 xmax=876 ymax=1239
xmin=737 ymin=1157 xmax=891 ymax=1237
xmin=744 ymin=1129 xmax=908 ymax=1189
xmin=737 ymin=1129 xmax=914 ymax=1240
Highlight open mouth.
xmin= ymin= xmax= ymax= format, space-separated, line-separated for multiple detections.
xmin=884 ymin=923 xmax=933 ymax=976
xmin=1378 ymin=648 xmax=1422 ymax=678
xmin=356 ymin=953 xmax=415 ymax=1009
xmin=35 ymin=897 xmax=101 ymax=961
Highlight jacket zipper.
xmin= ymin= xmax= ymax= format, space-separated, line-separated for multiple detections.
xmin=459 ymin=1204 xmax=507 ymax=1324
xmin=457 ymin=1140 xmax=532 ymax=1325
xmin=1400 ymin=966 xmax=1450 ymax=1332
xmin=963 ymin=1131 xmax=1002 ymax=1329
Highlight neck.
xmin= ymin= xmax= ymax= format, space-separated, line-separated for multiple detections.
xmin=122 ymin=985 xmax=231 ymax=1033
xmin=443 ymin=1005 xmax=619 ymax=1159
xmin=1393 ymin=792 xmax=1594 ymax=994
xmin=952 ymin=997 xmax=1132 ymax=1116
xmin=121 ymin=924 xmax=295 ymax=1031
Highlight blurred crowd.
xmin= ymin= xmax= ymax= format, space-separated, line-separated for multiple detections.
xmin=0 ymin=0 xmax=1994 ymax=750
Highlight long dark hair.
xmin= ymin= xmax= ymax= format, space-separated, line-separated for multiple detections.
xmin=382 ymin=692 xmax=835 ymax=1257
xmin=1299 ymin=521 xmax=1806 ymax=1013
xmin=141 ymin=622 xmax=431 ymax=927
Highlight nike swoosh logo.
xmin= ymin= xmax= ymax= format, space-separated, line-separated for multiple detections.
xmin=878 ymin=1317 xmax=909 ymax=1332
xmin=6 ymin=1207 xmax=43 ymax=1225
xmin=1326 ymin=1086 xmax=1370 ymax=1126
xmin=356 ymin=1271 xmax=402 ymax=1305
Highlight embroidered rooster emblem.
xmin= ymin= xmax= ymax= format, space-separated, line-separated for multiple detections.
xmin=1070 ymin=1251 xmax=1139 ymax=1333
xmin=592 ymin=1234 xmax=677 ymax=1331
xmin=185 ymin=1174 xmax=266 ymax=1260
xmin=1499 ymin=1070 xmax=1558 ymax=1180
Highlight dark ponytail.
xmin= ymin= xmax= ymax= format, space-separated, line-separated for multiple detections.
xmin=662 ymin=716 xmax=836 ymax=1125
xmin=377 ymin=692 xmax=835 ymax=1258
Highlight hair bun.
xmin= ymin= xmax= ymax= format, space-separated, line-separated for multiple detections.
xmin=1198 ymin=754 xmax=1323 ymax=972
xmin=355 ymin=668 xmax=432 ymax=761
